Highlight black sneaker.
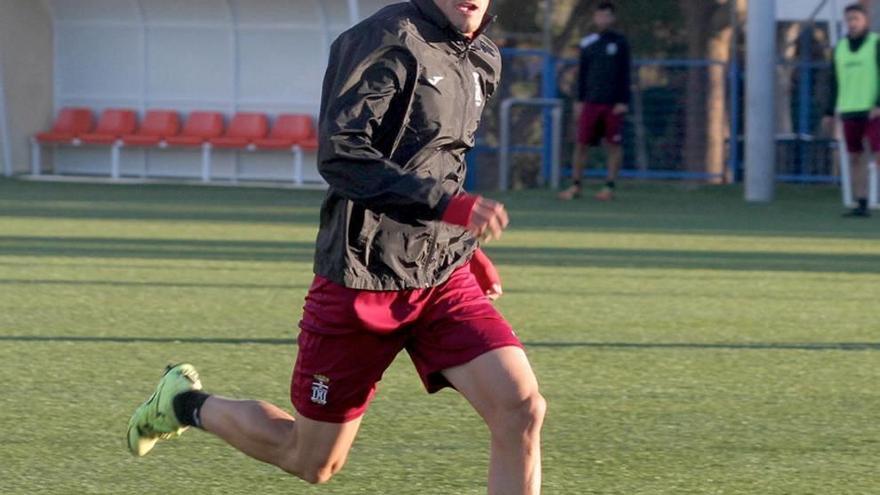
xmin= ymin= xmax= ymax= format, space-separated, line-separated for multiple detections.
xmin=843 ymin=207 xmax=871 ymax=218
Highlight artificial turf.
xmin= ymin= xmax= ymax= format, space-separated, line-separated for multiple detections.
xmin=1 ymin=178 xmax=878 ymax=494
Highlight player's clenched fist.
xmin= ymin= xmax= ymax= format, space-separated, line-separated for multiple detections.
xmin=442 ymin=194 xmax=510 ymax=243
xmin=470 ymin=197 xmax=509 ymax=242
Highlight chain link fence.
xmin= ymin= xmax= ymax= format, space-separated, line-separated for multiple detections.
xmin=470 ymin=45 xmax=843 ymax=190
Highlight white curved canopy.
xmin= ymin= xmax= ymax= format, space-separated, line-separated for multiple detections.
xmin=39 ymin=0 xmax=397 ymax=183
xmin=46 ymin=0 xmax=397 ymax=115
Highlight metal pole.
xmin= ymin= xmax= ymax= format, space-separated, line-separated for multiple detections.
xmin=838 ymin=123 xmax=854 ymax=205
xmin=551 ymin=105 xmax=563 ymax=189
xmin=728 ymin=0 xmax=740 ymax=183
xmin=827 ymin=0 xmax=853 ymax=205
xmin=540 ymin=55 xmax=557 ymax=185
xmin=540 ymin=0 xmax=556 ymax=186
xmin=870 ymin=162 xmax=879 ymax=207
xmin=31 ymin=139 xmax=41 ymax=175
xmin=0 ymin=50 xmax=12 ymax=177
xmin=347 ymin=0 xmax=360 ymax=25
xmin=543 ymin=0 xmax=554 ymax=54
xmin=797 ymin=28 xmax=813 ymax=176
xmin=499 ymin=100 xmax=512 ymax=191
xmin=745 ymin=0 xmax=777 ymax=202
xmin=111 ymin=143 xmax=121 ymax=179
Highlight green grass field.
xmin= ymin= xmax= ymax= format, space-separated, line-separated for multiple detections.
xmin=1 ymin=178 xmax=879 ymax=494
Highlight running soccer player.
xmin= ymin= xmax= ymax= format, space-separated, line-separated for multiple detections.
xmin=559 ymin=1 xmax=631 ymax=201
xmin=126 ymin=1 xmax=546 ymax=494
xmin=823 ymin=3 xmax=879 ymax=218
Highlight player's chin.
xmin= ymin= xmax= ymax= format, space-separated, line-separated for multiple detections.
xmin=453 ymin=18 xmax=482 ymax=36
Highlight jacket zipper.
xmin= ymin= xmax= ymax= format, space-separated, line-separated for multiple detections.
xmin=457 ymin=16 xmax=495 ymax=147
xmin=459 ymin=55 xmax=474 ymax=142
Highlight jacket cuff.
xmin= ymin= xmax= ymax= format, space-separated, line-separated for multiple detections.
xmin=469 ymin=248 xmax=501 ymax=289
xmin=441 ymin=193 xmax=481 ymax=227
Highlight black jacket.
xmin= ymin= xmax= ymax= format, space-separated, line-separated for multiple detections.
xmin=577 ymin=30 xmax=632 ymax=105
xmin=313 ymin=0 xmax=500 ymax=290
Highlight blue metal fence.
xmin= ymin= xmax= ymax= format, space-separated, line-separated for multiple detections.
xmin=469 ymin=47 xmax=839 ymax=190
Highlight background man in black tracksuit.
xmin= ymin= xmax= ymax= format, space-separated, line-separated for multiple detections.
xmin=559 ymin=1 xmax=631 ymax=201
xmin=126 ymin=1 xmax=546 ymax=493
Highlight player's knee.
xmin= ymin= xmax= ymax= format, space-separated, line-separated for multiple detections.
xmin=526 ymin=392 xmax=547 ymax=432
xmin=493 ymin=391 xmax=546 ymax=439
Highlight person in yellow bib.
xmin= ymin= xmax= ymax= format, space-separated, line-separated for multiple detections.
xmin=823 ymin=3 xmax=879 ymax=218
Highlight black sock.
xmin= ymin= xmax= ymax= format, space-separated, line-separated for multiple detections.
xmin=605 ymin=180 xmax=616 ymax=190
xmin=173 ymin=391 xmax=211 ymax=429
xmin=857 ymin=198 xmax=868 ymax=211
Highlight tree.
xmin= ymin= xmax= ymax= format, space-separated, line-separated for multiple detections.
xmin=678 ymin=0 xmax=745 ymax=183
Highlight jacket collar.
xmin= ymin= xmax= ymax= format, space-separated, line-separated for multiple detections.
xmin=412 ymin=0 xmax=454 ymax=31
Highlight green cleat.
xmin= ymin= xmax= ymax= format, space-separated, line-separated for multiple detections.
xmin=126 ymin=363 xmax=202 ymax=457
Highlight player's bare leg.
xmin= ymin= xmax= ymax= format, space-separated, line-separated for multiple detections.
xmin=443 ymin=346 xmax=546 ymax=495
xmin=559 ymin=143 xmax=587 ymax=200
xmin=596 ymin=143 xmax=622 ymax=201
xmin=200 ymin=398 xmax=362 ymax=484
xmin=845 ymin=151 xmax=871 ymax=217
xmin=851 ymin=152 xmax=869 ymax=198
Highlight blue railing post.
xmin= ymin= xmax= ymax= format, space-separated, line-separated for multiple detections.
xmin=728 ymin=59 xmax=741 ymax=182
xmin=540 ymin=52 xmax=558 ymax=185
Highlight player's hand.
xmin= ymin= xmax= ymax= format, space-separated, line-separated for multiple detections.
xmin=613 ymin=103 xmax=629 ymax=115
xmin=485 ymin=283 xmax=503 ymax=301
xmin=469 ymin=198 xmax=509 ymax=243
xmin=870 ymin=108 xmax=880 ymax=120
xmin=821 ymin=115 xmax=836 ymax=136
xmin=470 ymin=248 xmax=503 ymax=301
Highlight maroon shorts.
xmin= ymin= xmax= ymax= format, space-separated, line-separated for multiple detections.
xmin=290 ymin=264 xmax=523 ymax=423
xmin=842 ymin=117 xmax=880 ymax=153
xmin=577 ymin=102 xmax=624 ymax=146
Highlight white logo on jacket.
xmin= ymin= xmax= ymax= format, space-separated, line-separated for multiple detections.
xmin=580 ymin=34 xmax=600 ymax=48
xmin=607 ymin=43 xmax=618 ymax=56
xmin=427 ymin=75 xmax=444 ymax=87
xmin=473 ymin=72 xmax=484 ymax=107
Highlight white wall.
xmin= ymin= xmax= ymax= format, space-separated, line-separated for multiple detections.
xmin=776 ymin=0 xmax=841 ymax=21
xmin=45 ymin=0 xmax=395 ymax=182
xmin=0 ymin=0 xmax=54 ymax=176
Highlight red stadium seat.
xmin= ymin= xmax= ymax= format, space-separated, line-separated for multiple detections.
xmin=299 ymin=135 xmax=318 ymax=151
xmin=35 ymin=108 xmax=94 ymax=143
xmin=210 ymin=113 xmax=269 ymax=149
xmin=254 ymin=114 xmax=317 ymax=150
xmin=166 ymin=112 xmax=225 ymax=147
xmin=80 ymin=109 xmax=138 ymax=145
xmin=122 ymin=110 xmax=181 ymax=147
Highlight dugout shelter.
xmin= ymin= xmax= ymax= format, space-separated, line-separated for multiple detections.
xmin=0 ymin=0 xmax=397 ymax=184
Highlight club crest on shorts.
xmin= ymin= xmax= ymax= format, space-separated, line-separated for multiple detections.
xmin=310 ymin=374 xmax=330 ymax=406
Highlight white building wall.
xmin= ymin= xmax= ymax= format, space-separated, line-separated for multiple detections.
xmin=0 ymin=0 xmax=54 ymax=176
xmin=776 ymin=0 xmax=841 ymax=21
